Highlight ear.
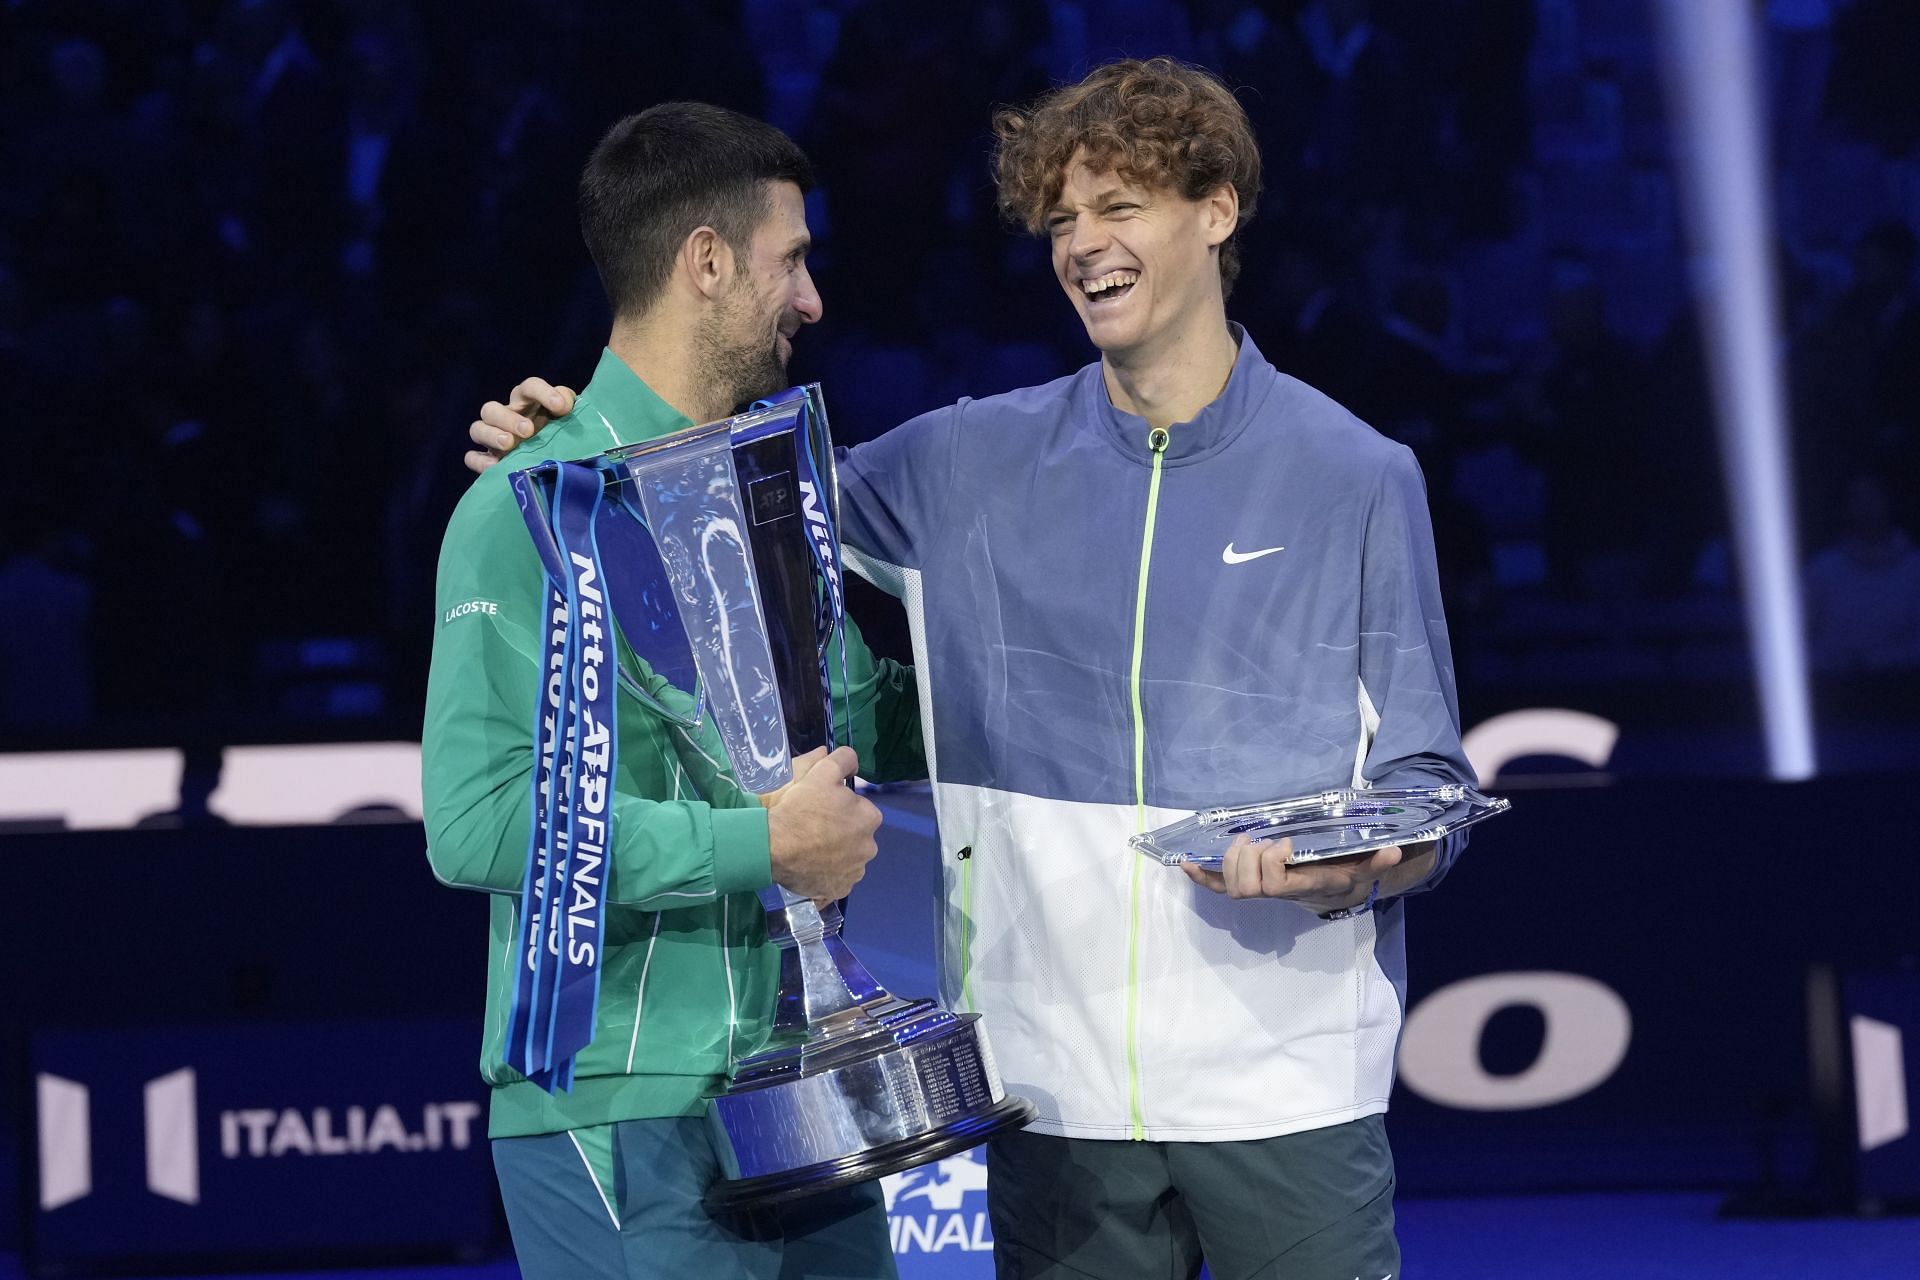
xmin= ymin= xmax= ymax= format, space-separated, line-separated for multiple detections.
xmin=681 ymin=225 xmax=735 ymax=302
xmin=1201 ymin=184 xmax=1239 ymax=249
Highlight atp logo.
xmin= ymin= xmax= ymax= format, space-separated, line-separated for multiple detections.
xmin=883 ymin=1150 xmax=994 ymax=1254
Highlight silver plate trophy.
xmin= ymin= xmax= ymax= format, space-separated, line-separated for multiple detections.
xmin=1131 ymin=784 xmax=1510 ymax=870
xmin=541 ymin=386 xmax=1032 ymax=1208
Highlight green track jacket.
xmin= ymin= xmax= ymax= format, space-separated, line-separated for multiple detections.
xmin=422 ymin=348 xmax=922 ymax=1137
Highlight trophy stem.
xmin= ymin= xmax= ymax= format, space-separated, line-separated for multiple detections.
xmin=712 ymin=869 xmax=1033 ymax=1209
xmin=755 ymin=886 xmax=897 ymax=1037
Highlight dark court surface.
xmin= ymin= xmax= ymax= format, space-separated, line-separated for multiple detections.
xmin=6 ymin=1193 xmax=1918 ymax=1279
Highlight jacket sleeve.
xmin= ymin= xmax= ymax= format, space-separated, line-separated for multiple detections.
xmin=1355 ymin=447 xmax=1477 ymax=893
xmin=823 ymin=410 xmax=945 ymax=777
xmin=828 ymin=613 xmax=925 ymax=784
xmin=834 ymin=402 xmax=964 ymax=574
xmin=420 ymin=484 xmax=773 ymax=912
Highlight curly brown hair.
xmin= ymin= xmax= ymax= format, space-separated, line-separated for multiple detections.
xmin=992 ymin=58 xmax=1262 ymax=296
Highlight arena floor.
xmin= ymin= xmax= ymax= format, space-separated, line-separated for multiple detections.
xmin=7 ymin=1191 xmax=1917 ymax=1279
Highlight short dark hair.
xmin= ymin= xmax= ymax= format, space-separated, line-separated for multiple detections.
xmin=579 ymin=103 xmax=815 ymax=319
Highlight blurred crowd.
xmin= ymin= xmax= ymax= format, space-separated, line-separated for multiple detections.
xmin=2 ymin=0 xmax=1917 ymax=749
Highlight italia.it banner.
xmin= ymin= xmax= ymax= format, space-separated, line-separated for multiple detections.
xmin=28 ymin=1016 xmax=1007 ymax=1276
xmin=30 ymin=1018 xmax=494 ymax=1269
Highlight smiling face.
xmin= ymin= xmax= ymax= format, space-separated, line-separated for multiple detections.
xmin=702 ymin=180 xmax=822 ymax=408
xmin=1047 ymin=156 xmax=1237 ymax=366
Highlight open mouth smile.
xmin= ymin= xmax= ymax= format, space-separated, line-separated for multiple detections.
xmin=1079 ymin=270 xmax=1139 ymax=304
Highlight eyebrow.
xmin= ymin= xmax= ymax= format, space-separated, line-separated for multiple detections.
xmin=784 ymin=236 xmax=811 ymax=259
xmin=1047 ymin=187 xmax=1137 ymax=217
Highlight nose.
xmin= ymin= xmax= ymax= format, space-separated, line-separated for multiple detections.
xmin=1066 ymin=212 xmax=1109 ymax=264
xmin=793 ymin=263 xmax=823 ymax=326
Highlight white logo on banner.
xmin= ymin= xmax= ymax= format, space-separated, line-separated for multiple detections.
xmin=36 ymin=1075 xmax=90 ymax=1211
xmin=35 ymin=1067 xmax=484 ymax=1212
xmin=884 ymin=1151 xmax=993 ymax=1254
xmin=1460 ymin=708 xmax=1619 ymax=783
xmin=218 ymin=1102 xmax=481 ymax=1157
xmin=145 ymin=1068 xmax=200 ymax=1204
xmin=1851 ymin=1016 xmax=1910 ymax=1153
xmin=37 ymin=1068 xmax=198 ymax=1208
xmin=1399 ymin=972 xmax=1633 ymax=1109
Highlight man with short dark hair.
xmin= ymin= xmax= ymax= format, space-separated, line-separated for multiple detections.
xmin=474 ymin=60 xmax=1472 ymax=1279
xmin=423 ymin=102 xmax=919 ymax=1279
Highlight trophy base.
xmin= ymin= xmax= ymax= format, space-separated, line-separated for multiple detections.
xmin=705 ymin=1006 xmax=1035 ymax=1209
xmin=705 ymin=1096 xmax=1034 ymax=1210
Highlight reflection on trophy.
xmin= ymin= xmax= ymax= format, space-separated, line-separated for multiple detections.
xmin=515 ymin=386 xmax=1032 ymax=1208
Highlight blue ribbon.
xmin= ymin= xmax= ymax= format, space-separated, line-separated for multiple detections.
xmin=507 ymin=461 xmax=616 ymax=1091
xmin=753 ymin=390 xmax=853 ymax=751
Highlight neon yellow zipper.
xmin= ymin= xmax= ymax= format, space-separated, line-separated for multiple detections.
xmin=959 ymin=853 xmax=975 ymax=1012
xmin=1125 ymin=424 xmax=1170 ymax=1139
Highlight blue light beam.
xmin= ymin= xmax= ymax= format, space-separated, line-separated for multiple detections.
xmin=1653 ymin=0 xmax=1816 ymax=780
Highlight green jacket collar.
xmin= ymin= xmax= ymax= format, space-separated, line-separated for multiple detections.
xmin=552 ymin=347 xmax=696 ymax=456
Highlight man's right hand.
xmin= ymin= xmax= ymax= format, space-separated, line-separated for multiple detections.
xmin=465 ymin=378 xmax=576 ymax=474
xmin=765 ymin=746 xmax=881 ymax=901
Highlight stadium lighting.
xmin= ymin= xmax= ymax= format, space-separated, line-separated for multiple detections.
xmin=1652 ymin=0 xmax=1816 ymax=780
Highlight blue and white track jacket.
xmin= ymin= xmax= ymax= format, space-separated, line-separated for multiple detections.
xmin=837 ymin=328 xmax=1474 ymax=1141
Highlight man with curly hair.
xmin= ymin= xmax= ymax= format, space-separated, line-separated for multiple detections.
xmin=473 ymin=59 xmax=1469 ymax=1279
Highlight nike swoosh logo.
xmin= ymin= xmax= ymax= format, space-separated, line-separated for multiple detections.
xmin=1222 ymin=542 xmax=1285 ymax=564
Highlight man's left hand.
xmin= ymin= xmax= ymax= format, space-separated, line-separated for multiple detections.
xmin=1181 ymin=835 xmax=1401 ymax=915
xmin=465 ymin=378 xmax=576 ymax=474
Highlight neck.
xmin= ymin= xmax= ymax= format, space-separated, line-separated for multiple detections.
xmin=607 ymin=313 xmax=729 ymax=424
xmin=1099 ymin=313 xmax=1239 ymax=430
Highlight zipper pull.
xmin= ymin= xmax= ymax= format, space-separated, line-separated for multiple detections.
xmin=1147 ymin=426 xmax=1169 ymax=454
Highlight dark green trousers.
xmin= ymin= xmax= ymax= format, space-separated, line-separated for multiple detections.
xmin=987 ymin=1116 xmax=1398 ymax=1280
xmin=493 ymin=1117 xmax=896 ymax=1280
